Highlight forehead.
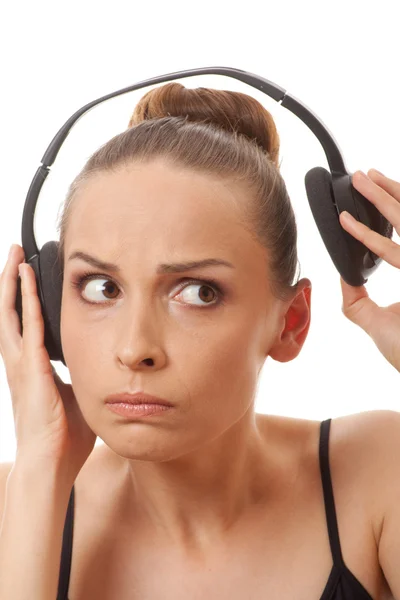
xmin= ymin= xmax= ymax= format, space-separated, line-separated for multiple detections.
xmin=71 ymin=160 xmax=245 ymax=221
xmin=64 ymin=160 xmax=264 ymax=269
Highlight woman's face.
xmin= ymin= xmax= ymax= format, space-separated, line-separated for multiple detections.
xmin=60 ymin=158 xmax=295 ymax=460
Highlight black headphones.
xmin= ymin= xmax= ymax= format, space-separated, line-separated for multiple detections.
xmin=14 ymin=66 xmax=394 ymax=367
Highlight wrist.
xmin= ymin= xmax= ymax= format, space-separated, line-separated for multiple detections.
xmin=10 ymin=454 xmax=75 ymax=492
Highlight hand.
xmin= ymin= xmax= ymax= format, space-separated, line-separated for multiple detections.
xmin=339 ymin=169 xmax=400 ymax=373
xmin=0 ymin=244 xmax=97 ymax=481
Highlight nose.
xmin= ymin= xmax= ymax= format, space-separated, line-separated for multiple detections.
xmin=115 ymin=301 xmax=166 ymax=370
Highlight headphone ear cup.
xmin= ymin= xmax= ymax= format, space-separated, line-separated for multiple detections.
xmin=305 ymin=166 xmax=365 ymax=286
xmin=15 ymin=241 xmax=65 ymax=365
xmin=38 ymin=241 xmax=65 ymax=365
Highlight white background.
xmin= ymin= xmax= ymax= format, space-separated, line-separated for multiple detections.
xmin=0 ymin=0 xmax=399 ymax=461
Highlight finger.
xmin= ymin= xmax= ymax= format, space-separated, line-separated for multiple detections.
xmin=368 ymin=169 xmax=400 ymax=204
xmin=352 ymin=171 xmax=400 ymax=235
xmin=0 ymin=245 xmax=26 ymax=358
xmin=19 ymin=263 xmax=46 ymax=357
xmin=340 ymin=276 xmax=379 ymax=336
xmin=340 ymin=210 xmax=400 ymax=269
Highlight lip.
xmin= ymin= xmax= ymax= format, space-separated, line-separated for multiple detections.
xmin=105 ymin=392 xmax=174 ymax=407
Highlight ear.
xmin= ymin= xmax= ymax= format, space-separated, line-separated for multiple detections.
xmin=268 ymin=278 xmax=312 ymax=364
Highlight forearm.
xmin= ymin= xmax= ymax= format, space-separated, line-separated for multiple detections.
xmin=0 ymin=459 xmax=73 ymax=600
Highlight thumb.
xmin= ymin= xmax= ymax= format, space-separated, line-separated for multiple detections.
xmin=339 ymin=276 xmax=379 ymax=336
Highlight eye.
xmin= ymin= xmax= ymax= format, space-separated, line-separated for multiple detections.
xmin=72 ymin=275 xmax=120 ymax=304
xmin=176 ymin=280 xmax=221 ymax=307
xmin=70 ymin=272 xmax=224 ymax=308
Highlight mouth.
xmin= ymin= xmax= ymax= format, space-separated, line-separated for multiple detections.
xmin=105 ymin=392 xmax=174 ymax=407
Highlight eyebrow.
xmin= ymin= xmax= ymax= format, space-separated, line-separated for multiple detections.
xmin=67 ymin=251 xmax=235 ymax=274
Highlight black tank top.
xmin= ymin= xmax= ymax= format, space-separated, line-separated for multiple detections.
xmin=56 ymin=419 xmax=374 ymax=599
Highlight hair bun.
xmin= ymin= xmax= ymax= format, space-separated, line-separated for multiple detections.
xmin=128 ymin=82 xmax=280 ymax=167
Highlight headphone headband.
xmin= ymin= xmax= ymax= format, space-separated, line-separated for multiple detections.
xmin=22 ymin=66 xmax=347 ymax=262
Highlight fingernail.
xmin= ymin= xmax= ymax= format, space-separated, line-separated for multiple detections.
xmin=371 ymin=168 xmax=385 ymax=177
xmin=341 ymin=211 xmax=353 ymax=223
xmin=358 ymin=170 xmax=370 ymax=180
xmin=8 ymin=244 xmax=15 ymax=258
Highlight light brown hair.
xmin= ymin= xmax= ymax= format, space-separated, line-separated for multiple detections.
xmin=56 ymin=82 xmax=301 ymax=302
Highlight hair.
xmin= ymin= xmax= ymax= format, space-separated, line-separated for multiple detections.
xmin=56 ymin=82 xmax=301 ymax=302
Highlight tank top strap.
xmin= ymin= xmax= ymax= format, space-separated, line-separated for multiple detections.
xmin=319 ymin=419 xmax=345 ymax=567
xmin=56 ymin=484 xmax=75 ymax=600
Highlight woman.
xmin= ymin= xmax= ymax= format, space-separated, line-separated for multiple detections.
xmin=0 ymin=82 xmax=399 ymax=599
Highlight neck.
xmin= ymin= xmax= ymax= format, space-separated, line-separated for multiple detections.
xmin=117 ymin=409 xmax=285 ymax=555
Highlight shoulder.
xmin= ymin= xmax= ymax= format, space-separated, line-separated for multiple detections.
xmin=326 ymin=409 xmax=400 ymax=546
xmin=267 ymin=409 xmax=400 ymax=547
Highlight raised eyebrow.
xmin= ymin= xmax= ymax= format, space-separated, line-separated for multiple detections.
xmin=67 ymin=251 xmax=235 ymax=274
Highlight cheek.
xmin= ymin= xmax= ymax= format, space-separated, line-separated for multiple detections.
xmin=60 ymin=307 xmax=110 ymax=396
xmin=182 ymin=314 xmax=261 ymax=420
